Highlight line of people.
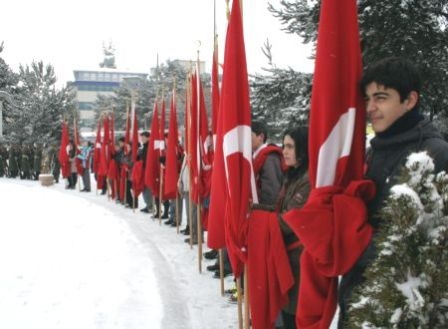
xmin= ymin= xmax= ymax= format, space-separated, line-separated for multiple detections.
xmin=0 ymin=142 xmax=60 ymax=181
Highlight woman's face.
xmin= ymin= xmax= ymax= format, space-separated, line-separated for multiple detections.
xmin=282 ymin=135 xmax=298 ymax=168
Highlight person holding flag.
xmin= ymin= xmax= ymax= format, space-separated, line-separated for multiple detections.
xmin=138 ymin=131 xmax=153 ymax=214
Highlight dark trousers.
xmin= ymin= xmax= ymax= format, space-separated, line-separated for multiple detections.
xmin=68 ymin=173 xmax=78 ymax=188
xmin=282 ymin=311 xmax=296 ymax=329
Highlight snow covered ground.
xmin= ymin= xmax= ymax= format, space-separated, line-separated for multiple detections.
xmin=0 ymin=177 xmax=238 ymax=329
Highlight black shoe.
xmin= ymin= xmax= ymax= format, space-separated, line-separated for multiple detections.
xmin=204 ymin=249 xmax=218 ymax=260
xmin=161 ymin=213 xmax=168 ymax=219
xmin=213 ymin=268 xmax=232 ymax=278
xmin=164 ymin=219 xmax=174 ymax=225
xmin=170 ymin=221 xmax=178 ymax=227
xmin=140 ymin=207 xmax=149 ymax=213
xmin=206 ymin=264 xmax=219 ymax=272
xmin=184 ymin=238 xmax=198 ymax=245
xmin=180 ymin=227 xmax=190 ymax=235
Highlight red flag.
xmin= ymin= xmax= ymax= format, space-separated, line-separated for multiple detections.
xmin=211 ymin=35 xmax=220 ymax=137
xmin=131 ymin=102 xmax=139 ymax=162
xmin=196 ymin=64 xmax=212 ymax=199
xmin=282 ymin=0 xmax=374 ymax=327
xmin=124 ymin=105 xmax=131 ymax=152
xmin=188 ymin=72 xmax=200 ymax=204
xmin=164 ymin=91 xmax=180 ymax=200
xmin=92 ymin=118 xmax=102 ymax=174
xmin=73 ymin=117 xmax=83 ymax=175
xmin=98 ymin=116 xmax=110 ymax=177
xmin=208 ymin=0 xmax=256 ymax=277
xmin=58 ymin=121 xmax=70 ymax=178
xmin=145 ymin=101 xmax=161 ymax=196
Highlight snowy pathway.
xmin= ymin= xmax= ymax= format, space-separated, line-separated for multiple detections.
xmin=0 ymin=178 xmax=237 ymax=329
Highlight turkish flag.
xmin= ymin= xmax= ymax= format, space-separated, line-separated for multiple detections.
xmin=98 ymin=116 xmax=110 ymax=177
xmin=282 ymin=0 xmax=374 ymax=327
xmin=145 ymin=102 xmax=161 ymax=196
xmin=58 ymin=121 xmax=70 ymax=178
xmin=92 ymin=118 xmax=102 ymax=175
xmin=208 ymin=0 xmax=257 ymax=278
xmin=164 ymin=91 xmax=180 ymax=200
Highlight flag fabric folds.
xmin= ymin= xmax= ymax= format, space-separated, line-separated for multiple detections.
xmin=145 ymin=102 xmax=161 ymax=197
xmin=282 ymin=0 xmax=374 ymax=327
xmin=58 ymin=121 xmax=70 ymax=178
xmin=207 ymin=0 xmax=255 ymax=278
xmin=164 ymin=92 xmax=180 ymax=200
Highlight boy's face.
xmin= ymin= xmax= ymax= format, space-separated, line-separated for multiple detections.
xmin=251 ymin=132 xmax=264 ymax=152
xmin=364 ymin=82 xmax=417 ymax=133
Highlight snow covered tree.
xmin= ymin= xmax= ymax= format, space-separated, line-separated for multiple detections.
xmin=269 ymin=0 xmax=448 ymax=128
xmin=250 ymin=67 xmax=311 ymax=141
xmin=346 ymin=152 xmax=448 ymax=328
xmin=0 ymin=44 xmax=21 ymax=132
xmin=5 ymin=61 xmax=75 ymax=145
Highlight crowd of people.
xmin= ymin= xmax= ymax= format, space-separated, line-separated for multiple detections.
xmin=2 ymin=57 xmax=448 ymax=329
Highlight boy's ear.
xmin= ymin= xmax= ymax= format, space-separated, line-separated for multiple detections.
xmin=405 ymin=91 xmax=419 ymax=111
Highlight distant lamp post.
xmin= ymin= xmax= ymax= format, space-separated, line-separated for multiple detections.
xmin=0 ymin=90 xmax=14 ymax=141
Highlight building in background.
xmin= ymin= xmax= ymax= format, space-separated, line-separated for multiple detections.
xmin=72 ymin=68 xmax=147 ymax=131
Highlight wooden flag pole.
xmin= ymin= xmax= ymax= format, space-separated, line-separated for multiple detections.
xmin=236 ymin=276 xmax=243 ymax=329
xmin=175 ymin=192 xmax=180 ymax=234
xmin=244 ymin=266 xmax=250 ymax=329
xmin=159 ymin=167 xmax=164 ymax=225
xmin=219 ymin=249 xmax=225 ymax=296
xmin=196 ymin=49 xmax=204 ymax=273
xmin=197 ymin=202 xmax=203 ymax=273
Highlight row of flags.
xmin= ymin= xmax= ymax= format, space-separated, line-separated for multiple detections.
xmin=58 ymin=0 xmax=372 ymax=327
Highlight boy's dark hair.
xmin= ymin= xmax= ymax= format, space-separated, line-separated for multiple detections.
xmin=360 ymin=57 xmax=422 ymax=104
xmin=283 ymin=126 xmax=309 ymax=169
xmin=118 ymin=136 xmax=125 ymax=143
xmin=140 ymin=131 xmax=150 ymax=138
xmin=251 ymin=120 xmax=268 ymax=143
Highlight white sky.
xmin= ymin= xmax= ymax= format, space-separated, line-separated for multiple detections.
xmin=0 ymin=0 xmax=314 ymax=87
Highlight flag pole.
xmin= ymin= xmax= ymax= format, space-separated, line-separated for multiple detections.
xmin=196 ymin=49 xmax=203 ymax=274
xmin=186 ymin=71 xmax=194 ymax=249
xmin=236 ymin=276 xmax=243 ymax=329
xmin=131 ymin=95 xmax=136 ymax=213
xmin=218 ymin=249 xmax=225 ymax=296
xmin=172 ymin=79 xmax=181 ymax=234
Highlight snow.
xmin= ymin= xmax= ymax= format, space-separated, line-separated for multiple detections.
xmin=0 ymin=177 xmax=238 ymax=329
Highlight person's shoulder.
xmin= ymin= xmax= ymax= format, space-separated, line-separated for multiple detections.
xmin=421 ymin=135 xmax=448 ymax=172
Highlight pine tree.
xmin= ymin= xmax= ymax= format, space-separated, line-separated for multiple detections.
xmin=6 ymin=61 xmax=75 ymax=145
xmin=250 ymin=67 xmax=311 ymax=141
xmin=269 ymin=0 xmax=448 ymax=128
xmin=347 ymin=152 xmax=448 ymax=328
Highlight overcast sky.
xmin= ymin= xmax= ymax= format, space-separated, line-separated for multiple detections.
xmin=1 ymin=0 xmax=314 ymax=87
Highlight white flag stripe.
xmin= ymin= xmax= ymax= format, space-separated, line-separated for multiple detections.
xmin=222 ymin=125 xmax=258 ymax=204
xmin=316 ymin=107 xmax=356 ymax=187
